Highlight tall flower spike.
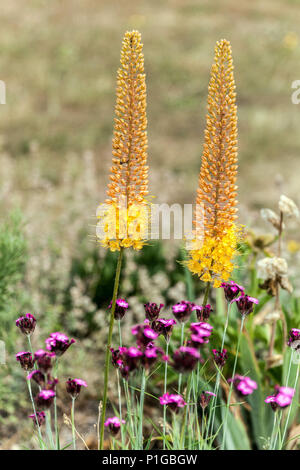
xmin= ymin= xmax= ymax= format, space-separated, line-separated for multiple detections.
xmin=97 ymin=31 xmax=149 ymax=251
xmin=187 ymin=40 xmax=239 ymax=287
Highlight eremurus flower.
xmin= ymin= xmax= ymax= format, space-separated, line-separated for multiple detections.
xmin=97 ymin=31 xmax=150 ymax=252
xmin=186 ymin=40 xmax=240 ymax=287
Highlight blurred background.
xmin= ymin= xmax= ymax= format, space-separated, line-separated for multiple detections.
xmin=1 ymin=0 xmax=300 ymax=449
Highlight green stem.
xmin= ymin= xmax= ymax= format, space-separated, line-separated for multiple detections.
xmin=117 ymin=369 xmax=125 ymax=448
xmin=269 ymin=411 xmax=278 ymax=449
xmin=202 ymin=282 xmax=211 ymax=307
xmin=71 ymin=397 xmax=76 ymax=450
xmin=221 ymin=315 xmax=245 ymax=450
xmin=163 ymin=341 xmax=169 ymax=449
xmin=280 ymin=359 xmax=299 ymax=449
xmin=45 ymin=410 xmax=55 ymax=449
xmin=138 ymin=369 xmax=146 ymax=450
xmin=26 ymin=377 xmax=44 ymax=449
xmin=178 ymin=323 xmax=185 ymax=394
xmin=207 ymin=302 xmax=232 ymax=440
xmin=53 ymin=357 xmax=60 ymax=449
xmin=99 ymin=248 xmax=123 ymax=450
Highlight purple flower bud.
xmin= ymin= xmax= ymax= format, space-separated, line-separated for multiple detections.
xmin=109 ymin=298 xmax=129 ymax=320
xmin=45 ymin=332 xmax=75 ymax=357
xmin=199 ymin=391 xmax=216 ymax=409
xmin=27 ymin=370 xmax=45 ymax=387
xmin=29 ymin=411 xmax=46 ymax=426
xmin=159 ymin=393 xmax=186 ymax=413
xmin=144 ymin=303 xmax=164 ymax=321
xmin=36 ymin=390 xmax=56 ymax=410
xmin=229 ymin=375 xmax=257 ymax=396
xmin=221 ymin=281 xmax=244 ymax=302
xmin=34 ymin=349 xmax=55 ymax=374
xmin=66 ymin=378 xmax=87 ymax=398
xmin=132 ymin=323 xmax=158 ymax=349
xmin=172 ymin=346 xmax=200 ymax=373
xmin=104 ymin=416 xmax=125 ymax=435
xmin=212 ymin=348 xmax=228 ymax=368
xmin=287 ymin=328 xmax=300 ymax=348
xmin=172 ymin=301 xmax=194 ymax=323
xmin=232 ymin=294 xmax=259 ymax=316
xmin=16 ymin=313 xmax=37 ymax=336
xmin=16 ymin=351 xmax=34 ymax=371
xmin=152 ymin=318 xmax=176 ymax=341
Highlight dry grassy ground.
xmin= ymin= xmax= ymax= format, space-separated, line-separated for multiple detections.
xmin=1 ymin=0 xmax=300 ymax=449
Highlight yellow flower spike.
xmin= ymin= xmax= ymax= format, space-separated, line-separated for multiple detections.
xmin=187 ymin=40 xmax=240 ymax=287
xmin=97 ymin=31 xmax=150 ymax=251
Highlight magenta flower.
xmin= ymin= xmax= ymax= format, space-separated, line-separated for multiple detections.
xmin=109 ymin=298 xmax=129 ymax=320
xmin=141 ymin=346 xmax=166 ymax=369
xmin=229 ymin=375 xmax=258 ymax=396
xmin=45 ymin=332 xmax=75 ymax=356
xmin=104 ymin=416 xmax=125 ymax=435
xmin=221 ymin=281 xmax=244 ymax=303
xmin=132 ymin=323 xmax=158 ymax=349
xmin=47 ymin=376 xmax=59 ymax=390
xmin=34 ymin=349 xmax=55 ymax=373
xmin=115 ymin=346 xmax=143 ymax=379
xmin=159 ymin=393 xmax=186 ymax=413
xmin=172 ymin=346 xmax=200 ymax=373
xmin=36 ymin=390 xmax=56 ymax=410
xmin=16 ymin=313 xmax=36 ymax=336
xmin=16 ymin=351 xmax=34 ymax=371
xmin=144 ymin=302 xmax=164 ymax=321
xmin=265 ymin=386 xmax=295 ymax=411
xmin=190 ymin=322 xmax=213 ymax=337
xmin=200 ymin=391 xmax=216 ymax=409
xmin=212 ymin=349 xmax=228 ymax=368
xmin=232 ymin=294 xmax=259 ymax=316
xmin=29 ymin=411 xmax=46 ymax=426
xmin=27 ymin=370 xmax=45 ymax=387
xmin=287 ymin=328 xmax=300 ymax=348
xmin=152 ymin=318 xmax=176 ymax=341
xmin=110 ymin=347 xmax=123 ymax=369
xmin=66 ymin=378 xmax=87 ymax=398
xmin=193 ymin=304 xmax=212 ymax=321
xmin=172 ymin=301 xmax=194 ymax=323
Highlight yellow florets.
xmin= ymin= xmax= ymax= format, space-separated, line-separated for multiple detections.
xmin=186 ymin=225 xmax=239 ymax=287
xmin=97 ymin=201 xmax=149 ymax=251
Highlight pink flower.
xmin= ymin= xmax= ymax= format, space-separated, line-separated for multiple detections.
xmin=16 ymin=351 xmax=34 ymax=371
xmin=229 ymin=375 xmax=257 ymax=396
xmin=172 ymin=346 xmax=200 ymax=373
xmin=109 ymin=298 xmax=129 ymax=320
xmin=66 ymin=378 xmax=87 ymax=398
xmin=144 ymin=303 xmax=164 ymax=321
xmin=104 ymin=416 xmax=125 ymax=435
xmin=232 ymin=294 xmax=259 ymax=316
xmin=265 ymin=386 xmax=295 ymax=411
xmin=287 ymin=328 xmax=300 ymax=348
xmin=132 ymin=323 xmax=158 ymax=349
xmin=220 ymin=281 xmax=244 ymax=302
xmin=35 ymin=390 xmax=56 ymax=410
xmin=16 ymin=313 xmax=36 ymax=336
xmin=45 ymin=332 xmax=75 ymax=356
xmin=212 ymin=348 xmax=228 ymax=368
xmin=159 ymin=393 xmax=186 ymax=413
xmin=200 ymin=391 xmax=216 ymax=409
xmin=172 ymin=301 xmax=194 ymax=323
xmin=29 ymin=411 xmax=46 ymax=426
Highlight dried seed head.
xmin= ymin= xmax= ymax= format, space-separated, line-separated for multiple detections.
xmin=278 ymin=195 xmax=299 ymax=218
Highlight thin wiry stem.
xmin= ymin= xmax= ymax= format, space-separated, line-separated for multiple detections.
xmin=71 ymin=397 xmax=76 ymax=450
xmin=99 ymin=247 xmax=124 ymax=449
xmin=163 ymin=340 xmax=169 ymax=449
xmin=221 ymin=315 xmax=245 ymax=449
xmin=280 ymin=359 xmax=299 ymax=449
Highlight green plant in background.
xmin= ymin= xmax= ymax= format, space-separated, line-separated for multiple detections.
xmin=0 ymin=210 xmax=27 ymax=425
